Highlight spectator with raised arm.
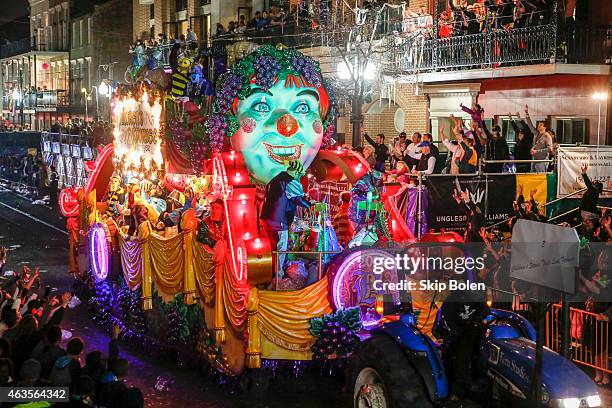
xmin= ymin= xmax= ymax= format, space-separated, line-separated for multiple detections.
xmin=524 ymin=104 xmax=553 ymax=173
xmin=363 ymin=130 xmax=389 ymax=172
xmin=509 ymin=112 xmax=534 ymax=173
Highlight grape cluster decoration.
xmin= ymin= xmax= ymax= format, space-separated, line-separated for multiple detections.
xmin=206 ymin=44 xmax=337 ymax=153
xmin=309 ymin=307 xmax=361 ymax=361
xmin=188 ymin=122 xmax=210 ymax=176
xmin=254 ymin=56 xmax=282 ymax=90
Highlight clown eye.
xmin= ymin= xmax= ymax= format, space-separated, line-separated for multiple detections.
xmin=251 ymin=102 xmax=270 ymax=113
xmin=293 ymin=103 xmax=311 ymax=114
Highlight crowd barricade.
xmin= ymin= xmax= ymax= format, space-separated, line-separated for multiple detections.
xmin=547 ymin=303 xmax=611 ymax=374
xmin=41 ymin=132 xmax=93 ymax=189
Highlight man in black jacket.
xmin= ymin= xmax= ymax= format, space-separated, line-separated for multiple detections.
xmin=261 ymin=160 xmax=312 ymax=276
xmin=482 ymin=123 xmax=509 ymax=174
xmin=363 ymin=130 xmax=389 ymax=172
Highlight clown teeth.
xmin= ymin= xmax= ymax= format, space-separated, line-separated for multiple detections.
xmin=263 ymin=143 xmax=303 ymax=164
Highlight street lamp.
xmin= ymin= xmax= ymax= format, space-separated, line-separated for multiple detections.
xmin=337 ymin=57 xmax=378 ymax=147
xmin=81 ymin=87 xmax=91 ymax=121
xmin=98 ymin=81 xmax=110 ymax=97
xmin=592 ymin=92 xmax=608 ymax=147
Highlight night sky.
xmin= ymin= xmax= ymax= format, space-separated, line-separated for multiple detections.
xmin=1 ymin=0 xmax=29 ymax=22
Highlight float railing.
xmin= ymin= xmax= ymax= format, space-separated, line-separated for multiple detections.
xmin=273 ymin=250 xmax=343 ymax=290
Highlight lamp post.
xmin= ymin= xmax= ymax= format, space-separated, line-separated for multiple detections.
xmin=337 ymin=58 xmax=377 ymax=148
xmin=592 ymin=92 xmax=608 ymax=147
xmin=80 ymin=87 xmax=91 ymax=121
xmin=97 ymin=80 xmax=113 ymax=122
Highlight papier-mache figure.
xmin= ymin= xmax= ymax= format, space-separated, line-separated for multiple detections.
xmin=102 ymin=176 xmax=125 ymax=218
xmin=204 ymin=44 xmax=336 ymax=185
xmin=196 ymin=199 xmax=227 ymax=248
xmin=261 ymin=160 xmax=312 ymax=276
xmin=169 ymin=43 xmax=193 ymax=101
xmin=189 ymin=63 xmax=214 ymax=111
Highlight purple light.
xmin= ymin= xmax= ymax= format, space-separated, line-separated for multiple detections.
xmin=331 ymin=249 xmax=398 ymax=330
xmin=90 ymin=224 xmax=109 ymax=281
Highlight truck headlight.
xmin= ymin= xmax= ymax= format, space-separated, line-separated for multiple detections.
xmin=558 ymin=395 xmax=601 ymax=408
xmin=586 ymin=394 xmax=601 ymax=407
xmin=562 ymin=398 xmax=580 ymax=408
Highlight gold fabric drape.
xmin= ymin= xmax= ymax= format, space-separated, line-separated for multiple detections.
xmin=119 ymin=234 xmax=143 ymax=290
xmin=191 ymin=238 xmax=215 ymax=304
xmin=257 ymin=278 xmax=332 ymax=352
xmin=148 ymin=233 xmax=185 ymax=301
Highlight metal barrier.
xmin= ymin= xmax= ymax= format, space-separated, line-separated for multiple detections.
xmin=547 ymin=303 xmax=611 ymax=374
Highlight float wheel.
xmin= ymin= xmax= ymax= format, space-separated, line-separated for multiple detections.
xmin=347 ymin=335 xmax=433 ymax=408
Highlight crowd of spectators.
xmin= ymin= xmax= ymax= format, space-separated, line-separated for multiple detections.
xmin=350 ymin=103 xmax=555 ymax=183
xmin=0 ymin=247 xmax=144 ymax=407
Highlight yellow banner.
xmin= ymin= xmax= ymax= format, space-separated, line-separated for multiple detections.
xmin=516 ymin=174 xmax=547 ymax=212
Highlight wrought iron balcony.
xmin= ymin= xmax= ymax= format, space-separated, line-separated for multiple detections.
xmin=2 ymin=90 xmax=68 ymax=110
xmin=383 ymin=24 xmax=558 ymax=74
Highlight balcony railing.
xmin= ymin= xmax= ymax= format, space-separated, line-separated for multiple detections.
xmin=0 ymin=37 xmax=69 ymax=59
xmin=385 ymin=24 xmax=557 ymax=74
xmin=0 ymin=38 xmax=30 ymax=59
xmin=2 ymin=90 xmax=68 ymax=110
xmin=208 ymin=20 xmax=611 ymax=76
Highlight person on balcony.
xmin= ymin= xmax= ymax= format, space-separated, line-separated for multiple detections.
xmin=450 ymin=0 xmax=469 ymax=36
xmin=482 ymin=123 xmax=510 ymax=174
xmin=508 ymin=112 xmax=533 ymax=173
xmin=524 ymin=105 xmax=553 ymax=173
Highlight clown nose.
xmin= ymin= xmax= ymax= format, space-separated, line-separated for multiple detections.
xmin=277 ymin=114 xmax=299 ymax=137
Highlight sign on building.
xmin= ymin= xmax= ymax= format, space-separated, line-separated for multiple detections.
xmin=557 ymin=146 xmax=612 ymax=198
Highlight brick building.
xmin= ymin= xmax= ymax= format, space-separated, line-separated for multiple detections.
xmin=0 ymin=0 xmax=70 ymax=130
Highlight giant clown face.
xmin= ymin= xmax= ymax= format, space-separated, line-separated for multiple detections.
xmin=206 ymin=45 xmax=335 ymax=185
xmin=231 ymin=75 xmax=329 ymax=184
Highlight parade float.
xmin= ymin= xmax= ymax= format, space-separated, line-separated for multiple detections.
xmin=59 ymin=43 xmax=425 ymax=375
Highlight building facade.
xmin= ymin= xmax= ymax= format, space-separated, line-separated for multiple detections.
xmin=70 ymin=0 xmax=133 ymax=121
xmin=0 ymin=0 xmax=70 ymax=130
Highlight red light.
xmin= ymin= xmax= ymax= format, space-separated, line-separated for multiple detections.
xmin=42 ymin=62 xmax=49 ymax=70
xmin=357 ymin=163 xmax=363 ymax=168
xmin=230 ymin=150 xmax=235 ymax=155
xmin=241 ymin=199 xmax=246 ymax=205
xmin=337 ymin=146 xmax=341 ymax=151
xmin=244 ymin=232 xmax=251 ymax=239
xmin=235 ymin=172 xmax=241 ymax=181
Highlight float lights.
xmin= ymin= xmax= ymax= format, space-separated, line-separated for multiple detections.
xmin=11 ymin=89 xmax=20 ymax=101
xmin=244 ymin=232 xmax=250 ymax=239
xmin=357 ymin=163 xmax=363 ymax=169
xmin=592 ymin=92 xmax=608 ymax=101
xmin=230 ymin=150 xmax=235 ymax=155
xmin=241 ymin=199 xmax=247 ymax=205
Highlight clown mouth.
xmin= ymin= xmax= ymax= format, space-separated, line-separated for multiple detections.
xmin=263 ymin=143 xmax=303 ymax=164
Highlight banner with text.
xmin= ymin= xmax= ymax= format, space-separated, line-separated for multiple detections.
xmin=557 ymin=146 xmax=612 ymax=198
xmin=425 ymin=175 xmax=516 ymax=232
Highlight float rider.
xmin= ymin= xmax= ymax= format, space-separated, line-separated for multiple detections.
xmin=261 ymin=160 xmax=312 ymax=277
